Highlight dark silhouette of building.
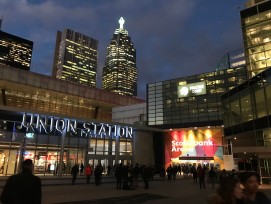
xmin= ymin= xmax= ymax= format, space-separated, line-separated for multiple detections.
xmin=0 ymin=30 xmax=33 ymax=70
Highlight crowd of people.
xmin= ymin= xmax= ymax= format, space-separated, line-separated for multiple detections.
xmin=0 ymin=160 xmax=269 ymax=204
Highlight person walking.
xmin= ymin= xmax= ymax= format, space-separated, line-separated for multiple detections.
xmin=207 ymin=177 xmax=244 ymax=204
xmin=239 ymin=171 xmax=270 ymax=204
xmin=209 ymin=166 xmax=217 ymax=189
xmin=197 ymin=164 xmax=206 ymax=189
xmin=85 ymin=164 xmax=92 ymax=184
xmin=80 ymin=162 xmax=84 ymax=176
xmin=166 ymin=164 xmax=173 ymax=181
xmin=94 ymin=164 xmax=103 ymax=186
xmin=115 ymin=163 xmax=123 ymax=189
xmin=71 ymin=164 xmax=79 ymax=185
xmin=141 ymin=165 xmax=150 ymax=189
xmin=0 ymin=159 xmax=42 ymax=204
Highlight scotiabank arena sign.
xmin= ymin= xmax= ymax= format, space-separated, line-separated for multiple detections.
xmin=165 ymin=128 xmax=223 ymax=167
xmin=178 ymin=81 xmax=206 ymax=98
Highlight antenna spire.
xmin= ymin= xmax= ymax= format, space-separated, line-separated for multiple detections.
xmin=119 ymin=17 xmax=125 ymax=29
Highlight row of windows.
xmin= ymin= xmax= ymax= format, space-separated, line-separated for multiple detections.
xmin=222 ymin=81 xmax=271 ymax=127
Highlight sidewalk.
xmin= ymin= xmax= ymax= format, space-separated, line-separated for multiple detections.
xmin=0 ymin=175 xmax=270 ymax=203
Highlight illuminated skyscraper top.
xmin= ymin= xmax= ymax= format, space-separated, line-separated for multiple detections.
xmin=102 ymin=17 xmax=138 ymax=97
xmin=52 ymin=28 xmax=98 ymax=87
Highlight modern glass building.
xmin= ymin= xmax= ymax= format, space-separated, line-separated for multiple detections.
xmin=102 ymin=17 xmax=138 ymax=97
xmin=147 ymin=66 xmax=248 ymax=169
xmin=147 ymin=66 xmax=248 ymax=129
xmin=241 ymin=0 xmax=271 ymax=78
xmin=216 ymin=48 xmax=246 ymax=70
xmin=0 ymin=30 xmax=33 ymax=71
xmin=52 ymin=28 xmax=98 ymax=87
xmin=221 ymin=67 xmax=271 ymax=184
xmin=0 ymin=64 xmax=146 ymax=176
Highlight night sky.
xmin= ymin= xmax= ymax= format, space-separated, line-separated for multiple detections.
xmin=0 ymin=0 xmax=247 ymax=99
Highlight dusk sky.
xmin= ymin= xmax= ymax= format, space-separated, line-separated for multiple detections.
xmin=0 ymin=0 xmax=247 ymax=99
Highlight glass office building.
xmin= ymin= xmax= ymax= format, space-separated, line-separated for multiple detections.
xmin=221 ymin=67 xmax=271 ymax=184
xmin=52 ymin=28 xmax=98 ymax=87
xmin=241 ymin=0 xmax=271 ymax=78
xmin=0 ymin=64 xmax=145 ymax=176
xmin=102 ymin=17 xmax=138 ymax=97
xmin=147 ymin=66 xmax=248 ymax=129
xmin=0 ymin=30 xmax=33 ymax=71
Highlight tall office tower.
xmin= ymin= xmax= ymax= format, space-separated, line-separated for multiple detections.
xmin=241 ymin=0 xmax=271 ymax=78
xmin=0 ymin=30 xmax=33 ymax=70
xmin=102 ymin=17 xmax=138 ymax=97
xmin=52 ymin=28 xmax=98 ymax=87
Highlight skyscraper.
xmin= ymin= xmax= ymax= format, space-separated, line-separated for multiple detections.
xmin=102 ymin=17 xmax=138 ymax=97
xmin=0 ymin=30 xmax=33 ymax=71
xmin=241 ymin=0 xmax=271 ymax=78
xmin=52 ymin=28 xmax=98 ymax=87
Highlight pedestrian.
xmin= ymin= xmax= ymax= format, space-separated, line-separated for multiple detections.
xmin=141 ymin=165 xmax=150 ymax=189
xmin=209 ymin=166 xmax=217 ymax=189
xmin=107 ymin=165 xmax=111 ymax=175
xmin=94 ymin=164 xmax=103 ymax=186
xmin=166 ymin=164 xmax=173 ymax=181
xmin=115 ymin=163 xmax=123 ymax=189
xmin=133 ymin=163 xmax=140 ymax=188
xmin=239 ymin=171 xmax=270 ymax=204
xmin=207 ymin=177 xmax=244 ymax=204
xmin=191 ymin=164 xmax=198 ymax=183
xmin=0 ymin=159 xmax=42 ymax=204
xmin=220 ymin=169 xmax=228 ymax=183
xmin=197 ymin=164 xmax=206 ymax=189
xmin=71 ymin=164 xmax=79 ymax=185
xmin=80 ymin=162 xmax=84 ymax=176
xmin=85 ymin=164 xmax=92 ymax=184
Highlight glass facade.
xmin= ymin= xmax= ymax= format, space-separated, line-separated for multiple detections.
xmin=0 ymin=65 xmax=144 ymax=122
xmin=52 ymin=29 xmax=98 ymax=87
xmin=147 ymin=66 xmax=247 ymax=129
xmin=0 ymin=65 xmax=144 ymax=176
xmin=241 ymin=0 xmax=271 ymax=78
xmin=102 ymin=17 xmax=137 ymax=97
xmin=221 ymin=67 xmax=271 ymax=184
xmin=0 ymin=30 xmax=33 ymax=71
xmin=0 ymin=117 xmax=133 ymax=176
xmin=216 ymin=48 xmax=246 ymax=70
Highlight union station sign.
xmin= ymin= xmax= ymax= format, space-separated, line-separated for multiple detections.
xmin=19 ymin=113 xmax=133 ymax=139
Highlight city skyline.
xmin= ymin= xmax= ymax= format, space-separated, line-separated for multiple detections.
xmin=0 ymin=0 xmax=247 ymax=99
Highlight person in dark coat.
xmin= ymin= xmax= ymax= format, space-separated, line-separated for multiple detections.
xmin=115 ymin=163 xmax=123 ymax=189
xmin=94 ymin=164 xmax=103 ymax=186
xmin=0 ymin=159 xmax=42 ymax=204
xmin=239 ymin=171 xmax=270 ymax=204
xmin=141 ymin=165 xmax=150 ymax=189
xmin=71 ymin=164 xmax=79 ymax=185
xmin=197 ymin=164 xmax=206 ymax=189
xmin=209 ymin=166 xmax=217 ymax=189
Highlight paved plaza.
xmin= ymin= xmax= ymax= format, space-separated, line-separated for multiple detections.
xmin=1 ymin=175 xmax=269 ymax=204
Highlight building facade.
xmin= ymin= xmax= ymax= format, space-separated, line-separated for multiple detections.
xmin=241 ymin=0 xmax=271 ymax=78
xmin=221 ymin=67 xmax=271 ymax=184
xmin=216 ymin=48 xmax=246 ymax=70
xmin=0 ymin=30 xmax=33 ymax=71
xmin=0 ymin=64 xmax=148 ymax=176
xmin=147 ymin=66 xmax=248 ymax=169
xmin=52 ymin=28 xmax=98 ymax=87
xmin=147 ymin=66 xmax=248 ymax=129
xmin=102 ymin=17 xmax=138 ymax=97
